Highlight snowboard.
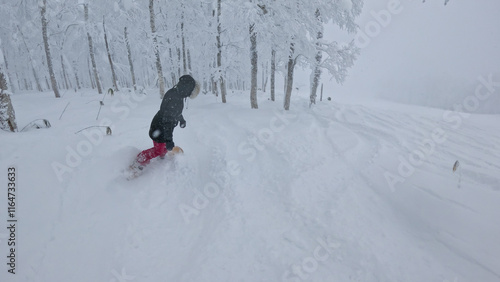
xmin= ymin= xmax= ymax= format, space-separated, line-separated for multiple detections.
xmin=125 ymin=146 xmax=184 ymax=180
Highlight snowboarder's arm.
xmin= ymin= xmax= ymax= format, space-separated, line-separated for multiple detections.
xmin=179 ymin=114 xmax=186 ymax=128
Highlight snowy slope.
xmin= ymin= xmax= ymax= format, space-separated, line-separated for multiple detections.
xmin=0 ymin=89 xmax=499 ymax=282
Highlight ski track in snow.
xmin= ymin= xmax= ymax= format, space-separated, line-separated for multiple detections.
xmin=0 ymin=90 xmax=499 ymax=282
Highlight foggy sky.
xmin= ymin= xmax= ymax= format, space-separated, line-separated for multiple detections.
xmin=320 ymin=0 xmax=500 ymax=108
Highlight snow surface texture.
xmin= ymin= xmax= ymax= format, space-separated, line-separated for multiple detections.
xmin=0 ymin=89 xmax=499 ymax=282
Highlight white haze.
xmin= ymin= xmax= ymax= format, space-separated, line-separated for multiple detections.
xmin=316 ymin=0 xmax=500 ymax=113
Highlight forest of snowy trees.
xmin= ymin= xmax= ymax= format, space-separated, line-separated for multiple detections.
xmin=0 ymin=0 xmax=364 ymax=110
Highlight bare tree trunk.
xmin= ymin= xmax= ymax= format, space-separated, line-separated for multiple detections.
xmin=17 ymin=26 xmax=42 ymax=92
xmin=124 ymin=27 xmax=137 ymax=91
xmin=15 ymin=72 xmax=21 ymax=91
xmin=41 ymin=0 xmax=60 ymax=98
xmin=149 ymin=0 xmax=165 ymax=98
xmin=87 ymin=56 xmax=95 ymax=89
xmin=180 ymin=3 xmax=188 ymax=74
xmin=310 ymin=9 xmax=323 ymax=107
xmin=177 ymin=48 xmax=182 ymax=78
xmin=249 ymin=23 xmax=258 ymax=109
xmin=45 ymin=76 xmax=51 ymax=90
xmin=212 ymin=75 xmax=218 ymax=96
xmin=60 ymin=55 xmax=70 ymax=89
xmin=262 ymin=61 xmax=268 ymax=92
xmin=73 ymin=60 xmax=81 ymax=89
xmin=187 ymin=49 xmax=192 ymax=72
xmin=84 ymin=4 xmax=102 ymax=94
xmin=103 ymin=17 xmax=119 ymax=91
xmin=181 ymin=21 xmax=187 ymax=74
xmin=216 ymin=0 xmax=227 ymax=103
xmin=320 ymin=83 xmax=323 ymax=102
xmin=270 ymin=49 xmax=276 ymax=101
xmin=219 ymin=75 xmax=227 ymax=103
xmin=283 ymin=64 xmax=287 ymax=94
xmin=284 ymin=42 xmax=295 ymax=111
xmin=27 ymin=70 xmax=36 ymax=88
xmin=2 ymin=49 xmax=15 ymax=93
xmin=168 ymin=44 xmax=176 ymax=86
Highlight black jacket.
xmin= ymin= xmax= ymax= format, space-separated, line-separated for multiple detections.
xmin=149 ymin=75 xmax=197 ymax=146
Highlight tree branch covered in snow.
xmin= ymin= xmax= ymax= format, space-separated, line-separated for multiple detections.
xmin=320 ymin=40 xmax=360 ymax=84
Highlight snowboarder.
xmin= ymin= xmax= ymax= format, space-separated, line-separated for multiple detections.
xmin=128 ymin=75 xmax=200 ymax=177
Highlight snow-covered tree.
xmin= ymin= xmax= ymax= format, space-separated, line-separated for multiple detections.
xmin=0 ymin=0 xmax=364 ymax=111
xmin=149 ymin=0 xmax=165 ymax=98
xmin=241 ymin=0 xmax=272 ymax=109
xmin=1 ymin=0 xmax=44 ymax=92
xmin=249 ymin=19 xmax=258 ymax=109
xmin=273 ymin=0 xmax=363 ymax=110
xmin=84 ymin=3 xmax=102 ymax=94
xmin=124 ymin=27 xmax=136 ymax=91
xmin=310 ymin=9 xmax=323 ymax=107
xmin=216 ymin=0 xmax=227 ymax=103
xmin=0 ymin=70 xmax=17 ymax=132
xmin=103 ymin=17 xmax=119 ymax=91
xmin=270 ymin=49 xmax=276 ymax=101
xmin=40 ymin=0 xmax=61 ymax=98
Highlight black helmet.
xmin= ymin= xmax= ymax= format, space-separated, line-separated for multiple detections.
xmin=177 ymin=75 xmax=200 ymax=99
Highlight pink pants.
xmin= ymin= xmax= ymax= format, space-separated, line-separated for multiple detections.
xmin=136 ymin=141 xmax=167 ymax=165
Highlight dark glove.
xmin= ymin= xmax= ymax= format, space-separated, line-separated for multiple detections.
xmin=179 ymin=120 xmax=186 ymax=128
xmin=165 ymin=140 xmax=175 ymax=151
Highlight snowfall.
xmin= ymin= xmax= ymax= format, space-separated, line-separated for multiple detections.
xmin=0 ymin=81 xmax=499 ymax=282
xmin=0 ymin=0 xmax=499 ymax=280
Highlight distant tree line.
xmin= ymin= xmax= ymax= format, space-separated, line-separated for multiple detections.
xmin=0 ymin=0 xmax=363 ymax=110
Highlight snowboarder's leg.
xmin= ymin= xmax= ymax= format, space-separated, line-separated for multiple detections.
xmin=136 ymin=147 xmax=156 ymax=166
xmin=154 ymin=141 xmax=168 ymax=158
xmin=136 ymin=141 xmax=167 ymax=165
